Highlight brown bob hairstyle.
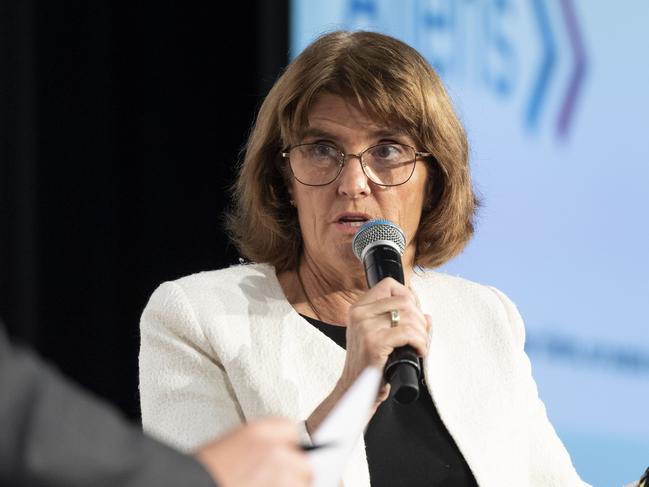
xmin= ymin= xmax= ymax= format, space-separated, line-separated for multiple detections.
xmin=226 ymin=30 xmax=478 ymax=273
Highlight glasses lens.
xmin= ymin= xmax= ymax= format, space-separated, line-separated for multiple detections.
xmin=289 ymin=144 xmax=341 ymax=185
xmin=362 ymin=144 xmax=416 ymax=186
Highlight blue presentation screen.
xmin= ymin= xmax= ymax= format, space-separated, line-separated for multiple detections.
xmin=291 ymin=1 xmax=649 ymax=485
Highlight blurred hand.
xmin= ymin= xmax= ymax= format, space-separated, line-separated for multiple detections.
xmin=195 ymin=418 xmax=313 ymax=487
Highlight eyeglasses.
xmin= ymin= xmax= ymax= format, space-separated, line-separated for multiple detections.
xmin=281 ymin=143 xmax=433 ymax=187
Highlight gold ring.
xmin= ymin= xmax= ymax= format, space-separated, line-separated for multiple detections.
xmin=389 ymin=309 xmax=400 ymax=327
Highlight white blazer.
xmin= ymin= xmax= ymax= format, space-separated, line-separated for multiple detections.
xmin=139 ymin=263 xmax=588 ymax=486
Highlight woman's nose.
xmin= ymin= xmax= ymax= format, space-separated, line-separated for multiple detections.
xmin=336 ymin=155 xmax=371 ymax=198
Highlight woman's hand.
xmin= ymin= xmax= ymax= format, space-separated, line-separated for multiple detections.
xmin=340 ymin=277 xmax=431 ymax=390
xmin=306 ymin=278 xmax=432 ymax=434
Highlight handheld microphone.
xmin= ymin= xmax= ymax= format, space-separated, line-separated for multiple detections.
xmin=352 ymin=219 xmax=421 ymax=404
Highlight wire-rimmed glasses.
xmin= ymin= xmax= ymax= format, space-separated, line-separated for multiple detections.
xmin=281 ymin=143 xmax=433 ymax=187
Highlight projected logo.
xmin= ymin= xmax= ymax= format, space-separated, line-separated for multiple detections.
xmin=344 ymin=0 xmax=588 ymax=139
xmin=525 ymin=0 xmax=587 ymax=137
xmin=526 ymin=332 xmax=649 ymax=375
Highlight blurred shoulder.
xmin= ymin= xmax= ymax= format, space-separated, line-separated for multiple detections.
xmin=410 ymin=268 xmax=519 ymax=316
xmin=411 ymin=267 xmax=500 ymax=297
xmin=172 ymin=262 xmax=275 ymax=292
xmin=411 ymin=268 xmax=524 ymax=343
xmin=145 ymin=263 xmax=281 ymax=316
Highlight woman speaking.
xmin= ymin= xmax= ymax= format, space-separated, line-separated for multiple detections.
xmin=138 ymin=30 xmax=587 ymax=486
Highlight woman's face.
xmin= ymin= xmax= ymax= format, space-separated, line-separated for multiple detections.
xmin=288 ymin=93 xmax=430 ymax=275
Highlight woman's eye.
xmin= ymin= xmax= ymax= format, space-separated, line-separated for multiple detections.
xmin=311 ymin=144 xmax=337 ymax=158
xmin=374 ymin=144 xmax=400 ymax=159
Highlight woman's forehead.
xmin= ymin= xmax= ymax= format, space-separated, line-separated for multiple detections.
xmin=284 ymin=92 xmax=420 ymax=147
xmin=299 ymin=126 xmax=409 ymax=140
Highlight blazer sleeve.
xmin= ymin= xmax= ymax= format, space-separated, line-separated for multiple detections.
xmin=139 ymin=281 xmax=246 ymax=452
xmin=0 ymin=323 xmax=215 ymax=487
xmin=488 ymin=288 xmax=590 ymax=486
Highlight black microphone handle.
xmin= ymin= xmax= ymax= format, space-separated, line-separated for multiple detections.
xmin=362 ymin=244 xmax=421 ymax=404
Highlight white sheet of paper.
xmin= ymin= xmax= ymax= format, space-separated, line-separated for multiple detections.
xmin=307 ymin=366 xmax=382 ymax=487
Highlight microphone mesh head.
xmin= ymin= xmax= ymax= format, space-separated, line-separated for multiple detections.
xmin=352 ymin=219 xmax=406 ymax=261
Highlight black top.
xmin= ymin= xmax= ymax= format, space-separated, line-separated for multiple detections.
xmin=302 ymin=315 xmax=477 ymax=487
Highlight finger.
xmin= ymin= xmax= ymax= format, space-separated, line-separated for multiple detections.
xmin=378 ymin=325 xmax=429 ymax=357
xmin=349 ymin=295 xmax=426 ymax=333
xmin=356 ymin=295 xmax=424 ymax=321
xmin=425 ymin=314 xmax=433 ymax=334
xmin=354 ymin=277 xmax=412 ymax=305
xmin=376 ymin=383 xmax=390 ymax=403
xmin=354 ymin=306 xmax=428 ymax=340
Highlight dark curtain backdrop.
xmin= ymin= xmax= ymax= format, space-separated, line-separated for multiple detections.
xmin=0 ymin=0 xmax=288 ymax=419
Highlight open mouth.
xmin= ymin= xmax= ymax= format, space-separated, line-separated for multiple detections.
xmin=336 ymin=215 xmax=370 ymax=227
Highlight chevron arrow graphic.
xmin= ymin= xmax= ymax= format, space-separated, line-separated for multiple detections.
xmin=556 ymin=0 xmax=588 ymax=137
xmin=526 ymin=0 xmax=557 ymax=130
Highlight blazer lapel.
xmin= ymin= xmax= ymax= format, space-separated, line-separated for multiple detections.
xmin=240 ymin=265 xmax=372 ymax=486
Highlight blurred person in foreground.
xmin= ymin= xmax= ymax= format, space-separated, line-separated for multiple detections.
xmin=0 ymin=321 xmax=311 ymax=487
xmin=139 ymin=30 xmax=588 ymax=486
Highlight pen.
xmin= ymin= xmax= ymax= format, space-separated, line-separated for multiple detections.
xmin=300 ymin=442 xmax=337 ymax=451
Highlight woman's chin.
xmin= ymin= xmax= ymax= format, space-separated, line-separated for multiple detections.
xmin=304 ymin=240 xmax=363 ymax=275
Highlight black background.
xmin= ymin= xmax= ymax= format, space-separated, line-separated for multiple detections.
xmin=0 ymin=0 xmax=288 ymax=419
